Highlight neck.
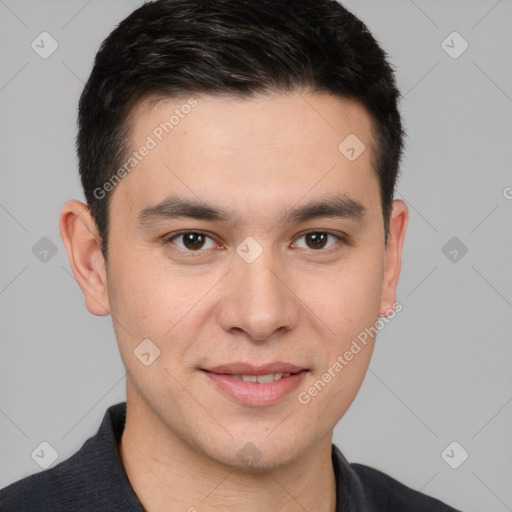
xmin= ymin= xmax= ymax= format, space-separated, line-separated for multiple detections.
xmin=118 ymin=398 xmax=337 ymax=512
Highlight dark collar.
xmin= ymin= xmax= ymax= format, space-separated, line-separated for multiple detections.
xmin=0 ymin=401 xmax=461 ymax=511
xmin=100 ymin=401 xmax=365 ymax=511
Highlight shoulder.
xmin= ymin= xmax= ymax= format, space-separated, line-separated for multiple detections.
xmin=350 ymin=462 xmax=463 ymax=511
xmin=0 ymin=447 xmax=90 ymax=512
xmin=0 ymin=402 xmax=130 ymax=512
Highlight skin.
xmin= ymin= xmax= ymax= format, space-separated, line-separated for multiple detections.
xmin=60 ymin=92 xmax=408 ymax=512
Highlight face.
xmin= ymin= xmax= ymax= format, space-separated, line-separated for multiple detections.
xmin=63 ymin=92 xmax=407 ymax=470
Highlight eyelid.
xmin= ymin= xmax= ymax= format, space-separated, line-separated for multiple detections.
xmin=164 ymin=230 xmax=221 ymax=251
xmin=163 ymin=229 xmax=349 ymax=253
xmin=290 ymin=230 xmax=348 ymax=251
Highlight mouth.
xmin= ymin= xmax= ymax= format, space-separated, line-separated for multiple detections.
xmin=203 ymin=361 xmax=306 ymax=376
xmin=214 ymin=371 xmax=299 ymax=383
xmin=200 ymin=362 xmax=308 ymax=406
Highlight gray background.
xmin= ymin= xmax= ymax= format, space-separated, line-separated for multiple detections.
xmin=1 ymin=0 xmax=511 ymax=510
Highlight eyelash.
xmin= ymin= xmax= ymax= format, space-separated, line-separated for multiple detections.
xmin=163 ymin=230 xmax=349 ymax=256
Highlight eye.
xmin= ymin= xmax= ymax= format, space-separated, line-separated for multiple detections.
xmin=164 ymin=230 xmax=347 ymax=255
xmin=292 ymin=231 xmax=345 ymax=251
xmin=165 ymin=231 xmax=218 ymax=252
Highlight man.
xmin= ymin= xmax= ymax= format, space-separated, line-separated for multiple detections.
xmin=0 ymin=0 xmax=462 ymax=510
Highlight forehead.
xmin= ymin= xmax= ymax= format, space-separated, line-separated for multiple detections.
xmin=113 ymin=92 xmax=379 ymax=222
xmin=132 ymin=91 xmax=375 ymax=154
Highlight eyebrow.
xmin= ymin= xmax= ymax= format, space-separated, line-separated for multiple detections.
xmin=136 ymin=193 xmax=365 ymax=228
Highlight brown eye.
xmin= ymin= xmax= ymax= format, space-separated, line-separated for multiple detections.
xmin=293 ymin=231 xmax=344 ymax=252
xmin=181 ymin=232 xmax=206 ymax=250
xmin=305 ymin=232 xmax=328 ymax=249
xmin=167 ymin=231 xmax=216 ymax=252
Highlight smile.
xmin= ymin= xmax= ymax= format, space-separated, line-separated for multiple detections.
xmin=231 ymin=372 xmax=293 ymax=383
xmin=201 ymin=369 xmax=308 ymax=406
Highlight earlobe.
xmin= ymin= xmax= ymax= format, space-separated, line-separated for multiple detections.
xmin=379 ymin=199 xmax=409 ymax=317
xmin=59 ymin=200 xmax=110 ymax=316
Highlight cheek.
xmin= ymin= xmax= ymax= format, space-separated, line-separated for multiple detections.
xmin=107 ymin=264 xmax=188 ymax=339
xmin=295 ymin=263 xmax=383 ymax=423
xmin=294 ymin=249 xmax=384 ymax=339
xmin=105 ymin=261 xmax=198 ymax=398
xmin=106 ymin=249 xmax=225 ymax=366
xmin=341 ymin=263 xmax=384 ymax=332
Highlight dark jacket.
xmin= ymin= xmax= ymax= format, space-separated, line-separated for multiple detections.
xmin=0 ymin=402 xmax=462 ymax=511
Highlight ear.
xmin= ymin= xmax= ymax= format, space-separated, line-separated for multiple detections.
xmin=379 ymin=199 xmax=408 ymax=317
xmin=59 ymin=200 xmax=110 ymax=316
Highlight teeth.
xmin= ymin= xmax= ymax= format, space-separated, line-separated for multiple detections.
xmin=255 ymin=373 xmax=275 ymax=384
xmin=233 ymin=372 xmax=293 ymax=383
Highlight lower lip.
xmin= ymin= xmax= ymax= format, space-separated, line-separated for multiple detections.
xmin=202 ymin=370 xmax=308 ymax=406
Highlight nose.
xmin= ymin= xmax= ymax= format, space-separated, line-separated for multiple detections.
xmin=217 ymin=248 xmax=300 ymax=341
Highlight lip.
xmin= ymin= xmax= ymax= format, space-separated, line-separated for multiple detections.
xmin=202 ymin=368 xmax=308 ymax=407
xmin=205 ymin=361 xmax=305 ymax=375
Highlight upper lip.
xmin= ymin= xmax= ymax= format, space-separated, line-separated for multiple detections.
xmin=203 ymin=362 xmax=306 ymax=375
